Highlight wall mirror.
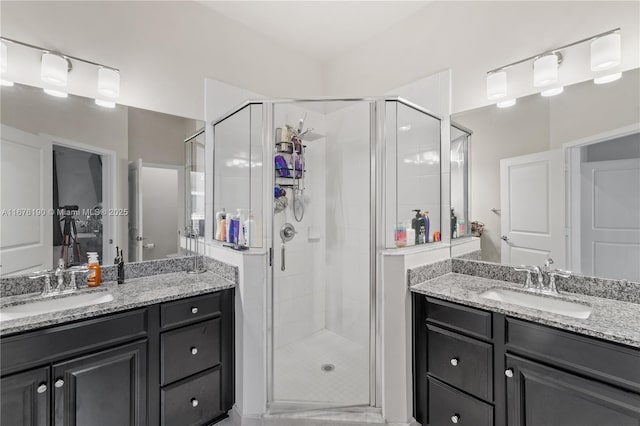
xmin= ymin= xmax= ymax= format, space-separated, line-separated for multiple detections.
xmin=1 ymin=83 xmax=203 ymax=275
xmin=452 ymin=67 xmax=640 ymax=282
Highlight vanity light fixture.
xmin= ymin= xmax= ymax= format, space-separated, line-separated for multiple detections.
xmin=97 ymin=68 xmax=120 ymax=98
xmin=95 ymin=99 xmax=115 ymax=108
xmin=486 ymin=28 xmax=622 ymax=104
xmin=43 ymin=88 xmax=68 ymax=98
xmin=0 ymin=36 xmax=120 ymax=104
xmin=533 ymin=53 xmax=560 ymax=87
xmin=41 ymin=52 xmax=70 ymax=87
xmin=541 ymin=86 xmax=564 ymax=97
xmin=591 ymin=32 xmax=621 ymax=71
xmin=594 ymin=72 xmax=622 ymax=85
xmin=497 ymin=99 xmax=516 ymax=108
xmin=487 ymin=71 xmax=507 ymax=100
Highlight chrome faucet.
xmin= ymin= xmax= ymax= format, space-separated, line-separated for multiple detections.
xmin=515 ymin=258 xmax=570 ymax=295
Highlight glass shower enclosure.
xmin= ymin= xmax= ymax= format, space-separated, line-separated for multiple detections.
xmin=212 ymin=98 xmax=442 ymax=413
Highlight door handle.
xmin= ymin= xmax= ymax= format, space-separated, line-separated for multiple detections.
xmin=501 ymin=235 xmax=509 ymax=242
xmin=281 ymin=242 xmax=286 ymax=271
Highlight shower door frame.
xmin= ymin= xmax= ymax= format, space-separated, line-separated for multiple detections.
xmin=264 ymin=98 xmax=383 ymax=414
xmin=262 ymin=97 xmax=443 ymax=415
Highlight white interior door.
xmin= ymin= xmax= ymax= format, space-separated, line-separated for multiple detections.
xmin=581 ymin=159 xmax=640 ymax=281
xmin=500 ymin=149 xmax=564 ymax=267
xmin=128 ymin=159 xmax=143 ymax=262
xmin=0 ymin=125 xmax=53 ymax=275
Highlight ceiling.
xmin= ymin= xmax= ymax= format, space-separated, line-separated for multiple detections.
xmin=197 ymin=1 xmax=429 ymax=62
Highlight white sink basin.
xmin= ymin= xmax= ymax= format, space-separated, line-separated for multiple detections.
xmin=480 ymin=288 xmax=592 ymax=319
xmin=0 ymin=292 xmax=114 ymax=321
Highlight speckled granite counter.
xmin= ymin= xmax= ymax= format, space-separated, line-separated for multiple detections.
xmin=0 ymin=270 xmax=235 ymax=336
xmin=410 ymin=273 xmax=640 ymax=348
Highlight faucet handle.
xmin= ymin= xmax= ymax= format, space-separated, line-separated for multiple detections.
xmin=514 ymin=266 xmax=537 ymax=289
xmin=548 ymin=268 xmax=571 ymax=278
xmin=29 ymin=270 xmax=53 ymax=280
xmin=547 ymin=268 xmax=571 ymax=293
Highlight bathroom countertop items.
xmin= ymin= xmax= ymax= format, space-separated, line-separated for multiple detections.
xmin=410 ymin=273 xmax=640 ymax=348
xmin=0 ymin=270 xmax=236 ymax=336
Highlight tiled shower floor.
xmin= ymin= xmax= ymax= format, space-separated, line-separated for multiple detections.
xmin=274 ymin=329 xmax=369 ymax=405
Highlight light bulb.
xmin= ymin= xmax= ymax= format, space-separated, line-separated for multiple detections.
xmin=594 ymin=72 xmax=622 ymax=84
xmin=541 ymin=87 xmax=564 ymax=97
xmin=497 ymin=99 xmax=516 ymax=108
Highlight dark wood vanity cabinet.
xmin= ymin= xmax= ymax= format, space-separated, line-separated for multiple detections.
xmin=0 ymin=288 xmax=234 ymax=426
xmin=413 ymin=294 xmax=640 ymax=426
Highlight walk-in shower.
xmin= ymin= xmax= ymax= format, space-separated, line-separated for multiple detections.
xmin=211 ymin=97 xmax=442 ymax=415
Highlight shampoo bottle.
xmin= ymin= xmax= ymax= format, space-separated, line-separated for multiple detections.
xmin=422 ymin=211 xmax=430 ymax=243
xmin=215 ymin=208 xmax=226 ymax=240
xmin=451 ymin=208 xmax=458 ymax=239
xmin=411 ymin=209 xmax=426 ymax=244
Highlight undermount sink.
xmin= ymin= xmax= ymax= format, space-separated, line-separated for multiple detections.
xmin=480 ymin=288 xmax=592 ymax=319
xmin=0 ymin=291 xmax=114 ymax=321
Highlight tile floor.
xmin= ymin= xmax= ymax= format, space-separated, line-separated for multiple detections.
xmin=273 ymin=329 xmax=369 ymax=405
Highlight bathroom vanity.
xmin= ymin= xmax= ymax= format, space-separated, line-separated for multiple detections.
xmin=0 ymin=271 xmax=235 ymax=426
xmin=411 ymin=273 xmax=640 ymax=426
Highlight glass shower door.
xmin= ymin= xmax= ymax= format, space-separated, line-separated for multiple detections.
xmin=269 ymin=100 xmax=373 ymax=411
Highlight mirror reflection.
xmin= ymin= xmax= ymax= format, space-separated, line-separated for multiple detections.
xmin=452 ymin=68 xmax=640 ymax=282
xmin=1 ymin=83 xmax=203 ymax=275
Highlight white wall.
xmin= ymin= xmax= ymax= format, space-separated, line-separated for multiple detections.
xmin=324 ymin=1 xmax=640 ymax=114
xmin=0 ymin=1 xmax=325 ymax=120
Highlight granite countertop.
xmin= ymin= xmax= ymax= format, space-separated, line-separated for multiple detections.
xmin=410 ymin=273 xmax=640 ymax=348
xmin=0 ymin=271 xmax=235 ymax=336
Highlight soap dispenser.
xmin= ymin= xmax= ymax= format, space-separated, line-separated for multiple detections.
xmin=411 ymin=209 xmax=426 ymax=245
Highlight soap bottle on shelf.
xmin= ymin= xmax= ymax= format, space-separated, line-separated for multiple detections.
xmin=406 ymin=221 xmax=416 ymax=246
xmin=395 ymin=223 xmax=407 ymax=248
xmin=86 ymin=252 xmax=101 ymax=287
xmin=411 ymin=209 xmax=426 ymax=244
xmin=215 ymin=208 xmax=226 ymax=240
xmin=451 ymin=208 xmax=458 ymax=239
xmin=421 ymin=211 xmax=430 ymax=243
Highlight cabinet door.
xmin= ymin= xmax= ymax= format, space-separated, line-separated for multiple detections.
xmin=53 ymin=340 xmax=147 ymax=426
xmin=1 ymin=366 xmax=50 ymax=426
xmin=506 ymin=354 xmax=640 ymax=426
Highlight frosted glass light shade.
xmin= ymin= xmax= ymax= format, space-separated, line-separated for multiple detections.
xmin=591 ymin=33 xmax=621 ymax=71
xmin=594 ymin=72 xmax=622 ymax=84
xmin=497 ymin=99 xmax=516 ymax=108
xmin=487 ymin=71 xmax=507 ymax=100
xmin=41 ymin=53 xmax=68 ymax=86
xmin=1 ymin=41 xmax=7 ymax=74
xmin=98 ymin=68 xmax=120 ymax=98
xmin=541 ymin=87 xmax=564 ymax=97
xmin=533 ymin=54 xmax=558 ymax=87
xmin=95 ymin=98 xmax=115 ymax=108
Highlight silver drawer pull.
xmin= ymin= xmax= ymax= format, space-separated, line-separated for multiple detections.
xmin=191 ymin=307 xmax=199 ymax=314
xmin=190 ymin=347 xmax=198 ymax=355
xmin=505 ymin=369 xmax=514 ymax=378
xmin=191 ymin=398 xmax=199 ymax=407
xmin=450 ymin=358 xmax=459 ymax=366
xmin=37 ymin=383 xmax=47 ymax=394
xmin=451 ymin=414 xmax=460 ymax=424
xmin=54 ymin=379 xmax=64 ymax=388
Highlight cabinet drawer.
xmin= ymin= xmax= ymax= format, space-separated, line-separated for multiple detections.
xmin=428 ymin=325 xmax=493 ymax=401
xmin=428 ymin=377 xmax=493 ymax=426
xmin=426 ymin=297 xmax=492 ymax=339
xmin=161 ymin=318 xmax=221 ymax=385
xmin=506 ymin=318 xmax=640 ymax=393
xmin=1 ymin=309 xmax=147 ymax=375
xmin=161 ymin=366 xmax=223 ymax=426
xmin=161 ymin=292 xmax=222 ymax=330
